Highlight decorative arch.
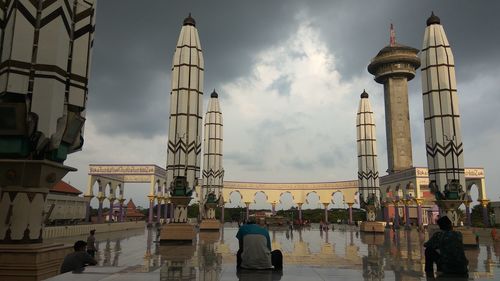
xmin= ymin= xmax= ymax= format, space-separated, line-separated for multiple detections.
xmin=85 ymin=164 xmax=167 ymax=224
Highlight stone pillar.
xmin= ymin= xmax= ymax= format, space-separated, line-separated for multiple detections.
xmin=245 ymin=202 xmax=251 ymax=221
xmin=148 ymin=196 xmax=155 ymax=226
xmin=0 ymin=161 xmax=76 ymax=243
xmin=108 ymin=197 xmax=115 ymax=223
xmin=271 ymin=202 xmax=276 ymax=216
xmin=205 ymin=204 xmax=216 ymax=219
xmin=404 ymin=199 xmax=411 ymax=229
xmin=169 ymin=202 xmax=174 ymax=220
xmin=406 ymin=229 xmax=412 ymax=261
xmin=347 ymin=203 xmax=354 ymax=225
xmin=384 ymin=202 xmax=391 ymax=228
xmin=171 ymin=197 xmax=191 ymax=223
xmin=436 ymin=200 xmax=463 ymax=226
xmin=323 ymin=203 xmax=329 ymax=224
xmin=393 ymin=201 xmax=400 ymax=229
xmin=415 ymin=199 xmax=423 ymax=228
xmin=221 ymin=204 xmax=225 ymax=224
xmin=427 ymin=209 xmax=433 ymax=225
xmin=84 ymin=195 xmax=93 ymax=223
xmin=97 ymin=196 xmax=105 ymax=224
xmin=297 ymin=203 xmax=303 ymax=222
xmin=118 ymin=199 xmax=125 ymax=222
xmin=156 ymin=196 xmax=162 ymax=224
xmin=164 ymin=199 xmax=169 ymax=222
xmin=464 ymin=200 xmax=472 ymax=227
xmin=480 ymin=199 xmax=490 ymax=227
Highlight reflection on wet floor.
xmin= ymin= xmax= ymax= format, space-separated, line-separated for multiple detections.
xmin=66 ymin=224 xmax=500 ymax=280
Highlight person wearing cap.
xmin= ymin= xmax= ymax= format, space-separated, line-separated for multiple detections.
xmin=236 ymin=219 xmax=283 ymax=270
xmin=424 ymin=216 xmax=468 ymax=278
xmin=86 ymin=229 xmax=96 ymax=257
xmin=60 ymin=240 xmax=97 ymax=273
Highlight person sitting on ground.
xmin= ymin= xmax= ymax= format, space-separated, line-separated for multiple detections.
xmin=60 ymin=240 xmax=97 ymax=274
xmin=424 ymin=216 xmax=468 ymax=278
xmin=236 ymin=219 xmax=283 ymax=270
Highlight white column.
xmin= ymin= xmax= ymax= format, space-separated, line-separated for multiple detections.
xmin=201 ymin=90 xmax=224 ymax=219
xmin=166 ymin=14 xmax=204 ymax=193
xmin=356 ymin=90 xmax=380 ymax=221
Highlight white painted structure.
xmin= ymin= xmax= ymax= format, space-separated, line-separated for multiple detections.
xmin=356 ymin=90 xmax=380 ymax=221
xmin=201 ymin=90 xmax=224 ymax=219
xmin=166 ymin=14 xmax=204 ymax=193
xmin=0 ymin=0 xmax=96 ymax=244
xmin=45 ymin=193 xmax=86 ymax=224
xmin=0 ymin=0 xmax=96 ymax=156
xmin=421 ymin=13 xmax=466 ymax=196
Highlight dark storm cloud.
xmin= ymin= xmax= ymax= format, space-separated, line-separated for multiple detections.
xmin=89 ymin=0 xmax=302 ymax=137
xmin=89 ymin=0 xmax=499 ymax=138
xmin=304 ymin=1 xmax=500 ymax=81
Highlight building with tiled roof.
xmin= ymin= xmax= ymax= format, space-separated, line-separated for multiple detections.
xmin=125 ymin=199 xmax=146 ymax=221
xmin=45 ymin=181 xmax=86 ymax=225
xmin=50 ymin=181 xmax=83 ymax=196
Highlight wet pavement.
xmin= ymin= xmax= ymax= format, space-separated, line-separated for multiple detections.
xmin=47 ymin=224 xmax=500 ymax=280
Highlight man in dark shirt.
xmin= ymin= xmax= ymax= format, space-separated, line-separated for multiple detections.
xmin=424 ymin=216 xmax=468 ymax=278
xmin=60 ymin=240 xmax=97 ymax=274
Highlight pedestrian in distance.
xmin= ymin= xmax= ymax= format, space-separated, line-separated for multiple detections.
xmin=86 ymin=229 xmax=96 ymax=258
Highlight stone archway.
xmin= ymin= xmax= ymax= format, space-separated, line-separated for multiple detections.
xmin=85 ymin=164 xmax=167 ymax=225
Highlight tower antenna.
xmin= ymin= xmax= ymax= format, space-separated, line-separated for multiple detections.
xmin=390 ymin=23 xmax=396 ymax=46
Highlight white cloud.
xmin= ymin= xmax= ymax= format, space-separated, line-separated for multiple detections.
xmin=221 ymin=21 xmax=377 ymax=185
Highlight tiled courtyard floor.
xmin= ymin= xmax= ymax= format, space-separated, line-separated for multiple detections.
xmin=46 ymin=224 xmax=500 ymax=280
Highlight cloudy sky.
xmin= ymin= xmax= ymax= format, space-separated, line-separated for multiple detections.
xmin=65 ymin=1 xmax=500 ymax=209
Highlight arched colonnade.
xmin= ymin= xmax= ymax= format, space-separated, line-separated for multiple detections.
xmin=379 ymin=167 xmax=488 ymax=228
xmin=220 ymin=180 xmax=359 ymax=224
xmin=84 ymin=164 xmax=168 ymax=224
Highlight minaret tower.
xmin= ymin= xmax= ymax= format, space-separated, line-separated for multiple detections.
xmin=166 ymin=13 xmax=204 ymax=196
xmin=357 ymin=90 xmax=384 ymax=233
xmin=162 ymin=14 xmax=204 ymax=241
xmin=420 ymin=13 xmax=466 ymax=225
xmin=200 ymin=90 xmax=224 ymax=230
xmin=368 ymin=24 xmax=420 ymax=174
xmin=357 ymin=90 xmax=380 ymax=217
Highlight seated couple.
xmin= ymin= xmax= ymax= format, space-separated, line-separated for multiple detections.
xmin=236 ymin=220 xmax=283 ymax=270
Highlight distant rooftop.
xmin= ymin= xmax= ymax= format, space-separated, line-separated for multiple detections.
xmin=51 ymin=181 xmax=82 ymax=195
